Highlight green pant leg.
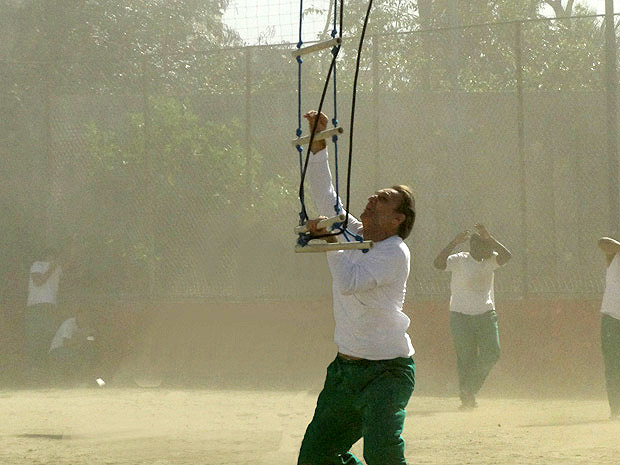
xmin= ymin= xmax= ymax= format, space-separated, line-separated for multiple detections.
xmin=601 ymin=314 xmax=620 ymax=415
xmin=298 ymin=358 xmax=364 ymax=465
xmin=470 ymin=310 xmax=500 ymax=395
xmin=360 ymin=358 xmax=415 ymax=465
xmin=450 ymin=311 xmax=478 ymax=399
xmin=24 ymin=304 xmax=57 ymax=365
xmin=24 ymin=304 xmax=58 ymax=385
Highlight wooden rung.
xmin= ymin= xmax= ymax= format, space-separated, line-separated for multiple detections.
xmin=294 ymin=214 xmax=346 ymax=234
xmin=295 ymin=241 xmax=374 ymax=253
xmin=292 ymin=127 xmax=344 ymax=147
xmin=292 ymin=38 xmax=342 ymax=58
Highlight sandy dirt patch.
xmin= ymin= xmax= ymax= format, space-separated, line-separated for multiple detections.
xmin=0 ymin=388 xmax=618 ymax=465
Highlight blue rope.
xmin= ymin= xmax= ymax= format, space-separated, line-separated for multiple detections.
xmin=296 ymin=0 xmax=374 ymax=253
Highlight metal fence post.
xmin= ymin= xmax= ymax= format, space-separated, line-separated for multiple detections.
xmin=372 ymin=35 xmax=380 ymax=188
xmin=448 ymin=0 xmax=461 ymax=91
xmin=140 ymin=55 xmax=156 ymax=301
xmin=514 ymin=20 xmax=528 ymax=297
xmin=605 ymin=0 xmax=619 ymax=234
xmin=42 ymin=62 xmax=54 ymax=244
xmin=245 ymin=47 xmax=252 ymax=196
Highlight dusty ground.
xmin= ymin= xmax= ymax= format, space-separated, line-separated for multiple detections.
xmin=0 ymin=388 xmax=618 ymax=465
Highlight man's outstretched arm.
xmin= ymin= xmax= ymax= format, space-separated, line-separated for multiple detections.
xmin=475 ymin=223 xmax=512 ymax=266
xmin=31 ymin=261 xmax=59 ymax=286
xmin=433 ymin=230 xmax=469 ymax=270
xmin=303 ymin=110 xmax=362 ymax=236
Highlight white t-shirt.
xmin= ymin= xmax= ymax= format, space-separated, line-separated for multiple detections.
xmin=27 ymin=261 xmax=62 ymax=306
xmin=306 ymin=148 xmax=414 ymax=360
xmin=446 ymin=252 xmax=501 ymax=315
xmin=601 ymin=254 xmax=620 ymax=320
xmin=49 ymin=317 xmax=78 ymax=351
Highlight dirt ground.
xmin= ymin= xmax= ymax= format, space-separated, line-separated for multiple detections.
xmin=0 ymin=298 xmax=617 ymax=464
xmin=0 ymin=387 xmax=618 ymax=465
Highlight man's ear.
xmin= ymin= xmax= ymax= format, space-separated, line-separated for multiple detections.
xmin=393 ymin=212 xmax=405 ymax=228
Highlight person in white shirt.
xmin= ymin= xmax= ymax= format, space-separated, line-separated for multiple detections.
xmin=297 ymin=111 xmax=416 ymax=465
xmin=25 ymin=247 xmax=63 ymax=383
xmin=48 ymin=307 xmax=97 ymax=386
xmin=597 ymin=236 xmax=620 ymax=419
xmin=434 ymin=224 xmax=511 ymax=409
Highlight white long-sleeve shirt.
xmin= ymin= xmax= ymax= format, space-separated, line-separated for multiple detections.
xmin=306 ymin=148 xmax=414 ymax=360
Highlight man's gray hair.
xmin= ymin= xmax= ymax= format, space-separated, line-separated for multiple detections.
xmin=392 ymin=185 xmax=416 ymax=239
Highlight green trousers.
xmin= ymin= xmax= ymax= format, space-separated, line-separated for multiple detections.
xmin=298 ymin=355 xmax=415 ymax=465
xmin=24 ymin=303 xmax=59 ymax=382
xmin=450 ymin=310 xmax=500 ymax=402
xmin=601 ymin=314 xmax=620 ymax=416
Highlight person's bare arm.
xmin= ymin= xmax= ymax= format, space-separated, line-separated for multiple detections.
xmin=433 ymin=230 xmax=469 ymax=270
xmin=476 ymin=223 xmax=512 ymax=266
xmin=302 ymin=111 xmax=363 ymax=237
xmin=31 ymin=261 xmax=58 ymax=286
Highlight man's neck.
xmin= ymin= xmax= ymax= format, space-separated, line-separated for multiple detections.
xmin=365 ymin=229 xmax=398 ymax=242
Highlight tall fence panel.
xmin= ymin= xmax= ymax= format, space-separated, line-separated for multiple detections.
xmin=0 ymin=15 xmax=617 ymax=304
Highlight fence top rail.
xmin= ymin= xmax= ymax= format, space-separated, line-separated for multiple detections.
xmin=0 ymin=13 xmax=617 ymax=66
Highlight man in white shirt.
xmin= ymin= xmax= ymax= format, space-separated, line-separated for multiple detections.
xmin=297 ymin=111 xmax=416 ymax=465
xmin=49 ymin=307 xmax=96 ymax=386
xmin=597 ymin=236 xmax=620 ymax=419
xmin=25 ymin=247 xmax=63 ymax=383
xmin=434 ymin=224 xmax=511 ymax=409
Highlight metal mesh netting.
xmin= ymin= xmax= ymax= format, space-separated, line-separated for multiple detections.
xmin=0 ymin=12 xmax=617 ymax=307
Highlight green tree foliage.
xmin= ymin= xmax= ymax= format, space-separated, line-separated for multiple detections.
xmin=0 ymin=1 xmax=246 ymax=294
xmin=82 ymin=96 xmax=293 ymax=294
xmin=6 ymin=0 xmax=237 ymax=60
xmin=2 ymin=0 xmax=242 ymax=94
xmin=304 ymin=0 xmax=603 ymax=93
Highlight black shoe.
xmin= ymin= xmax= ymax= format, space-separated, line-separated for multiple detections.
xmin=459 ymin=401 xmax=478 ymax=410
xmin=459 ymin=393 xmax=478 ymax=410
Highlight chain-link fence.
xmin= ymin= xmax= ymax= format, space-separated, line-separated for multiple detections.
xmin=1 ymin=14 xmax=618 ymax=308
